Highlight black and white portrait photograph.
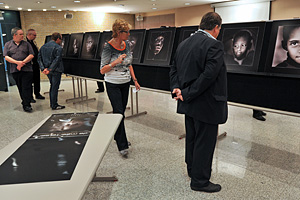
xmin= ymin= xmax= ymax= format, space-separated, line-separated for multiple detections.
xmin=80 ymin=32 xmax=100 ymax=59
xmin=272 ymin=25 xmax=300 ymax=69
xmin=218 ymin=22 xmax=266 ymax=73
xmin=96 ymin=31 xmax=112 ymax=59
xmin=178 ymin=26 xmax=198 ymax=44
xmin=143 ymin=27 xmax=175 ymax=65
xmin=66 ymin=33 xmax=83 ymax=58
xmin=127 ymin=29 xmax=146 ymax=64
xmin=44 ymin=35 xmax=51 ymax=44
xmin=61 ymin=34 xmax=70 ymax=57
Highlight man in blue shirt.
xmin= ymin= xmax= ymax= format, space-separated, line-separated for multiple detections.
xmin=4 ymin=27 xmax=34 ymax=112
xmin=38 ymin=32 xmax=65 ymax=110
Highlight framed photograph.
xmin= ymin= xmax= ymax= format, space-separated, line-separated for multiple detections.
xmin=61 ymin=34 xmax=70 ymax=57
xmin=80 ymin=32 xmax=100 ymax=59
xmin=265 ymin=19 xmax=300 ymax=77
xmin=143 ymin=27 xmax=176 ymax=66
xmin=218 ymin=22 xmax=266 ymax=73
xmin=44 ymin=35 xmax=51 ymax=44
xmin=96 ymin=31 xmax=112 ymax=59
xmin=178 ymin=25 xmax=198 ymax=44
xmin=127 ymin=29 xmax=146 ymax=64
xmin=66 ymin=33 xmax=84 ymax=58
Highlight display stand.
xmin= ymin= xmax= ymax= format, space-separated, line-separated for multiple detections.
xmin=125 ymin=86 xmax=147 ymax=119
xmin=66 ymin=76 xmax=96 ymax=104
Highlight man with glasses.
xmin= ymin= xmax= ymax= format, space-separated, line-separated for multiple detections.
xmin=26 ymin=28 xmax=45 ymax=102
xmin=4 ymin=27 xmax=34 ymax=112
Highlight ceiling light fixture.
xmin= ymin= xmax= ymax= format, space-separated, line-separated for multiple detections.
xmin=18 ymin=8 xmax=22 ymax=10
xmin=28 ymin=9 xmax=32 ymax=11
xmin=74 ymin=0 xmax=80 ymax=3
xmin=0 ymin=2 xmax=4 ymax=4
xmin=4 ymin=6 xmax=9 ymax=9
xmin=51 ymin=6 xmax=56 ymax=8
xmin=152 ymin=4 xmax=156 ymax=6
xmin=152 ymin=7 xmax=157 ymax=10
xmin=36 ymin=1 xmax=42 ymax=3
xmin=43 ymin=9 xmax=47 ymax=11
xmin=58 ymin=9 xmax=62 ymax=11
xmin=185 ymin=3 xmax=191 ymax=6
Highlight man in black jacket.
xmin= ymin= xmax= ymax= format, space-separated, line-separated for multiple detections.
xmin=26 ymin=29 xmax=45 ymax=101
xmin=170 ymin=12 xmax=227 ymax=193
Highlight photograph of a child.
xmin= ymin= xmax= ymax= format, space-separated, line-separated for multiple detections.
xmin=222 ymin=28 xmax=259 ymax=67
xmin=272 ymin=25 xmax=300 ymax=69
xmin=67 ymin=33 xmax=83 ymax=58
xmin=80 ymin=32 xmax=100 ymax=59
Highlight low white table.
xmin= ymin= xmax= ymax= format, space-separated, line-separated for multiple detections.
xmin=0 ymin=113 xmax=122 ymax=200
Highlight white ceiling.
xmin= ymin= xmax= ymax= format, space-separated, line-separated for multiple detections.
xmin=0 ymin=0 xmax=232 ymax=14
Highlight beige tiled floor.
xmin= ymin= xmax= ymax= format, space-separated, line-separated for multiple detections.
xmin=1 ymin=79 xmax=300 ymax=199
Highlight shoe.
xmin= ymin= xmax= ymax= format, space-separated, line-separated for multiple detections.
xmin=23 ymin=106 xmax=33 ymax=113
xmin=52 ymin=105 xmax=66 ymax=110
xmin=120 ymin=149 xmax=128 ymax=157
xmin=31 ymin=99 xmax=36 ymax=103
xmin=36 ymin=95 xmax=45 ymax=100
xmin=253 ymin=115 xmax=266 ymax=121
xmin=191 ymin=182 xmax=221 ymax=193
xmin=95 ymin=89 xmax=105 ymax=93
xmin=128 ymin=141 xmax=131 ymax=146
xmin=261 ymin=111 xmax=267 ymax=116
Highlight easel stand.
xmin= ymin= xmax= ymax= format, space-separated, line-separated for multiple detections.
xmin=66 ymin=76 xmax=96 ymax=104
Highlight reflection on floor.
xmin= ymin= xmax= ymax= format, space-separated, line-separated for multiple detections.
xmin=0 ymin=80 xmax=300 ymax=199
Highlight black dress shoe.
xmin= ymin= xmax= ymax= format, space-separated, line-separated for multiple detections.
xmin=191 ymin=182 xmax=221 ymax=193
xmin=95 ymin=89 xmax=105 ymax=93
xmin=31 ymin=99 xmax=36 ymax=103
xmin=36 ymin=95 xmax=45 ymax=100
xmin=52 ymin=105 xmax=65 ymax=110
xmin=261 ymin=111 xmax=267 ymax=116
xmin=23 ymin=106 xmax=33 ymax=112
xmin=253 ymin=115 xmax=266 ymax=121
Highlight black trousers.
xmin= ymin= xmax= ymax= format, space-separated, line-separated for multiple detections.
xmin=12 ymin=71 xmax=33 ymax=107
xmin=105 ymin=81 xmax=130 ymax=151
xmin=32 ymin=64 xmax=41 ymax=97
xmin=96 ymin=81 xmax=104 ymax=91
xmin=185 ymin=115 xmax=218 ymax=188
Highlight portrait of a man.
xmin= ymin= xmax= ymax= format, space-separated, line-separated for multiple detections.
xmin=61 ymin=34 xmax=70 ymax=57
xmin=67 ymin=33 xmax=83 ymax=58
xmin=80 ymin=32 xmax=100 ymax=59
xmin=272 ymin=25 xmax=300 ymax=69
xmin=127 ymin=29 xmax=145 ymax=64
xmin=143 ymin=28 xmax=175 ymax=65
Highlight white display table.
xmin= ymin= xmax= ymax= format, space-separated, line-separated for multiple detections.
xmin=0 ymin=113 xmax=122 ymax=200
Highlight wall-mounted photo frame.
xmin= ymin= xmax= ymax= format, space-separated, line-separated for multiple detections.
xmin=265 ymin=19 xmax=300 ymax=77
xmin=44 ymin=35 xmax=51 ymax=44
xmin=61 ymin=34 xmax=70 ymax=57
xmin=127 ymin=29 xmax=146 ymax=64
xmin=178 ymin=25 xmax=198 ymax=44
xmin=96 ymin=31 xmax=112 ymax=59
xmin=66 ymin=33 xmax=83 ymax=58
xmin=80 ymin=32 xmax=100 ymax=59
xmin=218 ymin=22 xmax=266 ymax=73
xmin=143 ymin=27 xmax=176 ymax=66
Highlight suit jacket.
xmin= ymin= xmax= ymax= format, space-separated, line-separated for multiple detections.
xmin=170 ymin=32 xmax=228 ymax=125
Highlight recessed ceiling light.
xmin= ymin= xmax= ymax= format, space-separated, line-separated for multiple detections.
xmin=185 ymin=2 xmax=191 ymax=5
xmin=43 ymin=9 xmax=47 ymax=11
xmin=36 ymin=1 xmax=42 ymax=3
xmin=152 ymin=3 xmax=156 ymax=6
xmin=4 ymin=6 xmax=9 ymax=9
xmin=152 ymin=7 xmax=157 ymax=10
xmin=74 ymin=0 xmax=80 ymax=3
xmin=28 ymin=9 xmax=32 ymax=11
xmin=58 ymin=9 xmax=62 ymax=11
xmin=73 ymin=10 xmax=77 ymax=11
xmin=18 ymin=8 xmax=22 ymax=10
xmin=151 ymin=0 xmax=156 ymax=1
xmin=51 ymin=6 xmax=56 ymax=8
xmin=0 ymin=2 xmax=4 ymax=4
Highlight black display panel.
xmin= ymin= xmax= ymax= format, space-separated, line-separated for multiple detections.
xmin=143 ymin=27 xmax=176 ymax=66
xmin=66 ymin=33 xmax=83 ymax=58
xmin=178 ymin=25 xmax=198 ymax=44
xmin=127 ymin=29 xmax=146 ymax=64
xmin=265 ymin=19 xmax=300 ymax=77
xmin=218 ymin=22 xmax=266 ymax=73
xmin=0 ymin=112 xmax=98 ymax=185
xmin=44 ymin=35 xmax=51 ymax=44
xmin=96 ymin=31 xmax=112 ymax=59
xmin=61 ymin=34 xmax=70 ymax=57
xmin=80 ymin=32 xmax=100 ymax=59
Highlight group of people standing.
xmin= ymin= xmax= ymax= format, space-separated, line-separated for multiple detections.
xmin=4 ymin=28 xmax=65 ymax=112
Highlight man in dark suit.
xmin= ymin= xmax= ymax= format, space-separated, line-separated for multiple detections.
xmin=170 ymin=12 xmax=228 ymax=193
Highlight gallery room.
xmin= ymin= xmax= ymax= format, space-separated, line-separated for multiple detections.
xmin=0 ymin=0 xmax=300 ymax=199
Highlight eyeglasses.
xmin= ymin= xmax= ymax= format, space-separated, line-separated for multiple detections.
xmin=120 ymin=30 xmax=129 ymax=34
